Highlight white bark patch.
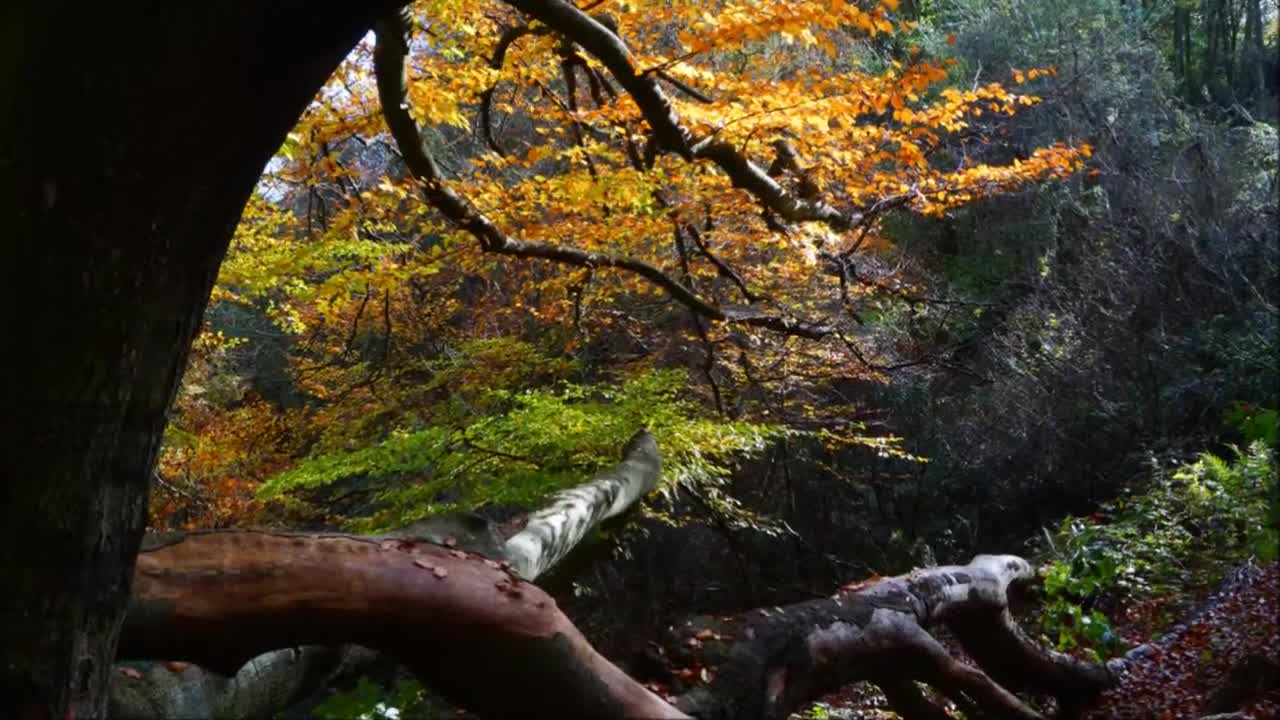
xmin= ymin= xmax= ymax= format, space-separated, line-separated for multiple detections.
xmin=806 ymin=608 xmax=919 ymax=670
xmin=503 ymin=430 xmax=661 ymax=580
xmin=916 ymin=554 xmax=1033 ymax=623
xmin=765 ymin=667 xmax=787 ymax=705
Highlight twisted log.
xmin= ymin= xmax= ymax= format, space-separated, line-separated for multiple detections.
xmin=672 ymin=556 xmax=1122 ymax=720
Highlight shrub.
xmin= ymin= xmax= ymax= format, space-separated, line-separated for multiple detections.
xmin=1037 ymin=441 xmax=1277 ymax=658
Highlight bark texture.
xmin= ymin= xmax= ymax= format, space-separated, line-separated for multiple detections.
xmin=672 ymin=556 xmax=1123 ymax=720
xmin=110 ymin=431 xmax=663 ymax=718
xmin=113 ymin=544 xmax=1126 ymax=719
xmin=117 ymin=531 xmax=683 ymax=720
xmin=504 ymin=430 xmax=662 ymax=580
xmin=1 ymin=4 xmax=400 ymax=718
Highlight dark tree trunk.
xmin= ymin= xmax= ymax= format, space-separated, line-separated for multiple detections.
xmin=1242 ymin=0 xmax=1266 ymax=104
xmin=0 ymin=5 xmax=399 ymax=718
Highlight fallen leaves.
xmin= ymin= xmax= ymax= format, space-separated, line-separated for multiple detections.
xmin=1084 ymin=562 xmax=1280 ymax=719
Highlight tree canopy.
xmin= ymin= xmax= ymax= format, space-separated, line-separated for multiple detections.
xmin=153 ymin=0 xmax=1090 ymax=537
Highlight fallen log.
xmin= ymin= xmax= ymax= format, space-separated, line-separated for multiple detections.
xmin=111 ymin=429 xmax=665 ymax=719
xmin=672 ymin=556 xmax=1124 ymax=720
xmin=113 ymin=431 xmax=1126 ymax=720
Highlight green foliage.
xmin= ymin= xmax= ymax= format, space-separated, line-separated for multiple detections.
xmin=257 ymin=427 xmax=450 ymax=498
xmin=258 ymin=368 xmax=784 ymax=532
xmin=1224 ymin=402 xmax=1278 ymax=449
xmin=415 ymin=336 xmax=578 ymax=421
xmin=1039 ymin=554 xmax=1126 ymax=659
xmin=1037 ymin=441 xmax=1278 ymax=658
xmin=308 ymin=676 xmax=433 ymax=720
xmin=801 ymin=702 xmax=834 ymax=719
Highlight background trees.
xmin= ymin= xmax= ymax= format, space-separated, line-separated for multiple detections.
xmin=150 ymin=0 xmax=1089 ymax=540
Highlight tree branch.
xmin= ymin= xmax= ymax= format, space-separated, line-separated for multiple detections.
xmin=672 ymin=555 xmax=1121 ymax=720
xmin=372 ymin=8 xmax=847 ymax=342
xmin=504 ymin=0 xmax=862 ymax=231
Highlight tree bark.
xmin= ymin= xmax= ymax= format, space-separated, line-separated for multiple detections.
xmin=114 ymin=545 xmax=1124 ymax=720
xmin=0 ymin=5 xmax=400 ymax=718
xmin=110 ymin=430 xmax=663 ymax=718
xmin=117 ymin=530 xmax=685 ymax=720
xmin=671 ymin=556 xmax=1122 ymax=720
xmin=504 ymin=430 xmax=662 ymax=580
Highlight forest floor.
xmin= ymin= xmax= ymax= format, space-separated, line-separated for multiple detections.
xmin=802 ymin=561 xmax=1279 ymax=720
xmin=1084 ymin=560 xmax=1279 ymax=720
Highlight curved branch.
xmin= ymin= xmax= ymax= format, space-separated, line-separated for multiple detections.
xmin=118 ymin=530 xmax=685 ymax=719
xmin=671 ymin=555 xmax=1121 ymax=720
xmin=504 ymin=0 xmax=691 ymax=157
xmin=373 ymin=9 xmax=843 ymax=341
xmin=503 ymin=0 xmax=861 ymax=231
xmin=505 ymin=430 xmax=661 ymax=580
xmin=113 ymin=431 xmax=667 ymax=720
xmin=684 ymin=223 xmax=759 ymax=304
xmin=477 ymin=23 xmax=551 ymax=156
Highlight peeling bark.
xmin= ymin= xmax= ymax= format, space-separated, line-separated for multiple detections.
xmin=504 ymin=430 xmax=662 ymax=580
xmin=117 ymin=530 xmax=684 ymax=719
xmin=111 ymin=431 xmax=664 ymax=718
xmin=672 ymin=556 xmax=1121 ymax=720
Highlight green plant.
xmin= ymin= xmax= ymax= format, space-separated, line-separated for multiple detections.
xmin=1037 ymin=441 xmax=1277 ymax=657
xmin=1224 ymin=402 xmax=1279 ymax=448
xmin=259 ymin=369 xmax=787 ymax=532
xmin=801 ymin=702 xmax=833 ymax=719
xmin=308 ymin=676 xmax=429 ymax=720
xmin=1039 ymin=549 xmax=1126 ymax=659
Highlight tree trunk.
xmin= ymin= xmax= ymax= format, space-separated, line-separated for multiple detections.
xmin=0 ymin=5 xmax=399 ymax=717
xmin=109 ymin=430 xmax=664 ymax=719
xmin=1242 ymin=0 xmax=1266 ymax=104
xmin=117 ymin=532 xmax=685 ymax=719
